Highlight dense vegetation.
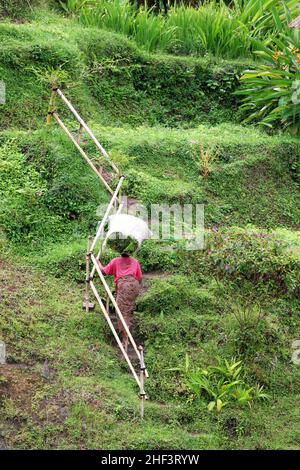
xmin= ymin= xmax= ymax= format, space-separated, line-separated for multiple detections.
xmin=0 ymin=1 xmax=299 ymax=450
xmin=58 ymin=0 xmax=298 ymax=56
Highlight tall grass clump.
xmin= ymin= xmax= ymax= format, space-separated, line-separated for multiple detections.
xmin=168 ymin=3 xmax=250 ymax=58
xmin=79 ymin=1 xmax=177 ymax=52
xmin=79 ymin=0 xmax=135 ymax=37
xmin=132 ymin=8 xmax=177 ymax=52
xmin=59 ymin=0 xmax=300 ymax=57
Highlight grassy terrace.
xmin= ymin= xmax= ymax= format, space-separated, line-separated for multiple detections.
xmin=0 ymin=2 xmax=299 ymax=450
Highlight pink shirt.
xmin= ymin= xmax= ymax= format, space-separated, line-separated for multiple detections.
xmin=102 ymin=257 xmax=142 ymax=284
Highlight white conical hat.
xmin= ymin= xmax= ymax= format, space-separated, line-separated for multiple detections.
xmin=103 ymin=213 xmax=151 ymax=249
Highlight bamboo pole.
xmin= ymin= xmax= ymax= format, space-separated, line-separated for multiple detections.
xmin=91 ymin=254 xmax=149 ymax=378
xmin=90 ymin=281 xmax=141 ymax=388
xmin=84 ymin=236 xmax=92 ymax=313
xmin=139 ymin=345 xmax=146 ymax=418
xmin=55 ymin=88 xmax=120 ymax=175
xmin=49 ymin=87 xmax=148 ymax=407
xmin=90 ymin=200 xmax=124 ymax=278
xmin=90 ymin=176 xmax=124 ymax=253
xmin=46 ymin=88 xmax=57 ymax=125
xmin=52 ymin=112 xmax=114 ymax=196
xmin=77 ymin=124 xmax=84 ymax=144
xmin=106 ymin=294 xmax=110 ymax=315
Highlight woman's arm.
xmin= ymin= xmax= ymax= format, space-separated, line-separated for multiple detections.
xmin=97 ymin=259 xmax=105 ymax=271
xmin=97 ymin=258 xmax=115 ymax=276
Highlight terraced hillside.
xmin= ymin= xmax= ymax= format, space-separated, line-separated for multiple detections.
xmin=0 ymin=3 xmax=299 ymax=450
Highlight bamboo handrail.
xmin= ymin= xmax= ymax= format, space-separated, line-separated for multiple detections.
xmin=48 ymin=88 xmax=148 ymax=413
xmin=84 ymin=236 xmax=92 ymax=313
xmin=91 ymin=254 xmax=149 ymax=378
xmin=47 ymin=88 xmax=57 ymax=125
xmin=55 ymin=88 xmax=120 ymax=176
xmin=90 ymin=281 xmax=141 ymax=387
xmin=53 ymin=112 xmax=114 ymax=196
xmin=139 ymin=345 xmax=146 ymax=418
xmin=90 ymin=176 xmax=124 ymax=253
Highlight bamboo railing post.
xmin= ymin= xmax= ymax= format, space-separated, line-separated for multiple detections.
xmin=139 ymin=345 xmax=146 ymax=418
xmin=46 ymin=87 xmax=57 ymax=125
xmin=55 ymin=88 xmax=120 ymax=175
xmin=106 ymin=293 xmax=110 ymax=315
xmin=83 ymin=236 xmax=93 ymax=312
xmin=77 ymin=124 xmax=84 ymax=144
xmin=52 ymin=112 xmax=114 ymax=196
xmin=90 ymin=176 xmax=124 ymax=253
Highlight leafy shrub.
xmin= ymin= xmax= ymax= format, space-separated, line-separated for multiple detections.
xmin=237 ymin=14 xmax=300 ymax=133
xmin=193 ymin=228 xmax=300 ymax=295
xmin=0 ymin=0 xmax=40 ymax=19
xmin=0 ymin=141 xmax=47 ymax=242
xmin=137 ymin=275 xmax=216 ymax=317
xmin=179 ymin=356 xmax=269 ymax=412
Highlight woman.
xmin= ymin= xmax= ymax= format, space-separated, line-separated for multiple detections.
xmin=98 ymin=251 xmax=142 ymax=353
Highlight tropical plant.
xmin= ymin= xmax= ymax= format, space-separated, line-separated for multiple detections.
xmin=79 ymin=0 xmax=136 ymax=36
xmin=135 ymin=9 xmax=178 ymax=52
xmin=58 ymin=0 xmax=95 ymax=15
xmin=174 ymin=356 xmax=269 ymax=412
xmin=237 ymin=12 xmax=300 ymax=133
xmin=233 ymin=0 xmax=298 ymax=37
xmin=168 ymin=3 xmax=250 ymax=57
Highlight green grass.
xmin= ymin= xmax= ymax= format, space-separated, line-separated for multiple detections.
xmin=0 ymin=1 xmax=300 ymax=451
xmin=67 ymin=0 xmax=298 ymax=58
xmin=1 ymin=123 xmax=298 ymax=252
xmin=1 ymin=252 xmax=299 ymax=449
xmin=0 ymin=14 xmax=251 ymax=130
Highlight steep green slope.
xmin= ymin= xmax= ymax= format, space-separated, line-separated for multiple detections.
xmin=0 ymin=14 xmax=249 ymax=130
xmin=1 ymin=230 xmax=299 ymax=449
xmin=0 ymin=6 xmax=300 ymax=451
xmin=0 ymin=123 xmax=299 ymax=251
xmin=0 ymin=257 xmax=219 ymax=450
